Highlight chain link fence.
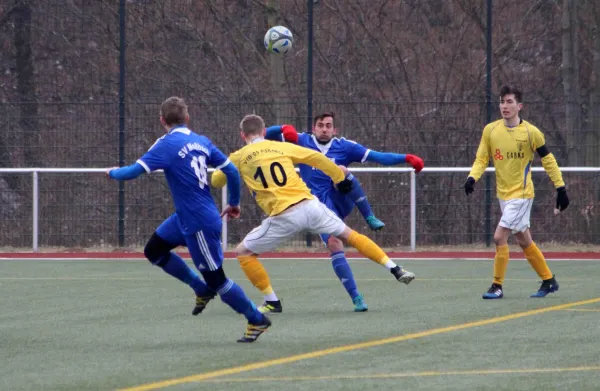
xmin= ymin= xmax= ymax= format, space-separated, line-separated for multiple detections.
xmin=1 ymin=0 xmax=599 ymax=249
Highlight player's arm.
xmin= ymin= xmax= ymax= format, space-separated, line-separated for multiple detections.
xmin=287 ymin=143 xmax=351 ymax=191
xmin=265 ymin=124 xmax=299 ymax=143
xmin=537 ymin=145 xmax=565 ymax=187
xmin=207 ymin=144 xmax=242 ymax=218
xmin=107 ymin=137 xmax=170 ymax=180
xmin=533 ymin=129 xmax=569 ymax=211
xmin=365 ymin=151 xmax=424 ymax=173
xmin=464 ymin=128 xmax=491 ymax=195
xmin=533 ymin=130 xmax=565 ymax=189
xmin=217 ymin=161 xmax=241 ymax=211
xmin=107 ymin=163 xmax=146 ymax=180
xmin=211 ymin=151 xmax=240 ymax=189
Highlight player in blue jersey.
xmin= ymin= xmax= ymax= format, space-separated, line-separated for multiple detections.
xmin=106 ymin=97 xmax=270 ymax=343
xmin=265 ymin=111 xmax=424 ymax=312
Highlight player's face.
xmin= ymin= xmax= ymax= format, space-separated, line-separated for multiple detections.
xmin=313 ymin=116 xmax=336 ymax=143
xmin=499 ymin=94 xmax=522 ymax=120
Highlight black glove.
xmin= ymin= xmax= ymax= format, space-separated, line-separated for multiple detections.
xmin=464 ymin=177 xmax=476 ymax=196
xmin=336 ymin=178 xmax=353 ymax=194
xmin=556 ymin=186 xmax=569 ymax=211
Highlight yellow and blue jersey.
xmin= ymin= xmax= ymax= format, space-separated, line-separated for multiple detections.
xmin=468 ymin=119 xmax=564 ymax=200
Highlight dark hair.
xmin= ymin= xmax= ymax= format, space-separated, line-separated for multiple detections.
xmin=160 ymin=97 xmax=188 ymax=126
xmin=313 ymin=111 xmax=335 ymax=126
xmin=499 ymin=85 xmax=522 ymax=103
xmin=239 ymin=114 xmax=265 ymax=136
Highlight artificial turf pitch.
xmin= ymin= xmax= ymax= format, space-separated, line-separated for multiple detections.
xmin=1 ymin=258 xmax=599 ymax=390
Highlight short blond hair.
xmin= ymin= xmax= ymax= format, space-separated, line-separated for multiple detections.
xmin=240 ymin=114 xmax=265 ymax=136
xmin=160 ymin=97 xmax=188 ymax=126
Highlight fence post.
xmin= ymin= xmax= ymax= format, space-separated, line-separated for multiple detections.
xmin=32 ymin=171 xmax=38 ymax=252
xmin=118 ymin=0 xmax=126 ymax=247
xmin=410 ymin=170 xmax=416 ymax=251
xmin=484 ymin=0 xmax=493 ymax=246
xmin=304 ymin=0 xmax=314 ymax=249
xmin=221 ymin=186 xmax=228 ymax=251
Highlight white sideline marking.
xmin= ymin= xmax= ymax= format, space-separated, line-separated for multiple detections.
xmin=1 ymin=257 xmax=600 ymax=262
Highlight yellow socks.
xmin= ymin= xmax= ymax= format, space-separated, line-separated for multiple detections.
xmin=237 ymin=255 xmax=275 ymax=295
xmin=493 ymin=245 xmax=510 ymax=285
xmin=346 ymin=230 xmax=394 ymax=268
xmin=523 ymin=242 xmax=553 ymax=280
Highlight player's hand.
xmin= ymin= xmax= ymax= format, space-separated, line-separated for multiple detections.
xmin=281 ymin=124 xmax=299 ymax=143
xmin=464 ymin=177 xmax=476 ymax=196
xmin=221 ymin=205 xmax=241 ymax=219
xmin=105 ymin=167 xmax=118 ymax=179
xmin=405 ymin=154 xmax=424 ymax=173
xmin=338 ymin=165 xmax=349 ymax=175
xmin=555 ymin=186 xmax=569 ymax=213
xmin=336 ymin=178 xmax=353 ymax=194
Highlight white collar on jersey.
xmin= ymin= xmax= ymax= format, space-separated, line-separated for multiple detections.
xmin=250 ymin=137 xmax=265 ymax=144
xmin=169 ymin=126 xmax=190 ymax=135
xmin=310 ymin=134 xmax=336 ymax=155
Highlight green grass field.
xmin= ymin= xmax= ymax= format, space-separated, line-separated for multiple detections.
xmin=1 ymin=258 xmax=599 ymax=391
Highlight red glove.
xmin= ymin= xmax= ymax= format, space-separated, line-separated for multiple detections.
xmin=405 ymin=154 xmax=424 ymax=173
xmin=281 ymin=124 xmax=299 ymax=144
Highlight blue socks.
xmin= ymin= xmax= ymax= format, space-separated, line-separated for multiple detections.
xmin=331 ymin=251 xmax=359 ymax=299
xmin=159 ymin=252 xmax=213 ymax=297
xmin=346 ymin=174 xmax=374 ymax=219
xmin=159 ymin=253 xmax=263 ymax=324
xmin=217 ymin=279 xmax=264 ymax=324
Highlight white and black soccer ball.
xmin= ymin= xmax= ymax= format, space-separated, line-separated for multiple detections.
xmin=264 ymin=26 xmax=293 ymax=55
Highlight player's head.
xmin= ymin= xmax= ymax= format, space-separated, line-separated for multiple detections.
xmin=239 ymin=114 xmax=266 ymax=143
xmin=160 ymin=97 xmax=189 ymax=130
xmin=313 ymin=111 xmax=337 ymax=144
xmin=499 ymin=85 xmax=523 ymax=121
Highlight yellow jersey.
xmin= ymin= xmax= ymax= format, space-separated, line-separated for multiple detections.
xmin=212 ymin=138 xmax=346 ymax=216
xmin=468 ymin=119 xmax=564 ymax=200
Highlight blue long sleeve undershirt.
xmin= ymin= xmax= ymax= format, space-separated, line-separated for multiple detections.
xmin=108 ymin=163 xmax=146 ymax=180
xmin=220 ymin=162 xmax=241 ymax=206
xmin=265 ymin=126 xmax=285 ymax=141
xmin=365 ymin=151 xmax=406 ymax=165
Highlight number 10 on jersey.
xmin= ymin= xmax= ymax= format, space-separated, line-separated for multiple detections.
xmin=254 ymin=162 xmax=287 ymax=188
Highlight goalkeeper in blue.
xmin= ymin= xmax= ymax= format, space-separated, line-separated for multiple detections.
xmin=265 ymin=111 xmax=423 ymax=312
xmin=106 ymin=97 xmax=270 ymax=343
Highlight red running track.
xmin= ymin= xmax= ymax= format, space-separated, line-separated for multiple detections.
xmin=1 ymin=251 xmax=599 ymax=260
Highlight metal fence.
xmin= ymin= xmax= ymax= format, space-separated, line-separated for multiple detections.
xmin=1 ymin=0 xmax=600 ymax=248
xmin=1 ymin=167 xmax=599 ymax=252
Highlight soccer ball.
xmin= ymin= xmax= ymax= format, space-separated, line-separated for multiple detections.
xmin=264 ymin=26 xmax=293 ymax=55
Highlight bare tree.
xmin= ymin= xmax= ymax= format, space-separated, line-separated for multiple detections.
xmin=562 ymin=0 xmax=583 ymax=165
xmin=14 ymin=0 xmax=41 ymax=167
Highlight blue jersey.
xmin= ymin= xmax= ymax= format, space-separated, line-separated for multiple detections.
xmin=297 ymin=132 xmax=370 ymax=197
xmin=137 ymin=126 xmax=229 ymax=234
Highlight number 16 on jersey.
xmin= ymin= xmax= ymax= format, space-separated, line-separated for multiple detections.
xmin=191 ymin=155 xmax=208 ymax=189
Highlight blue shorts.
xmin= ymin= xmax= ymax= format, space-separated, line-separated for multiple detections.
xmin=317 ymin=190 xmax=354 ymax=245
xmin=156 ymin=213 xmax=224 ymax=272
